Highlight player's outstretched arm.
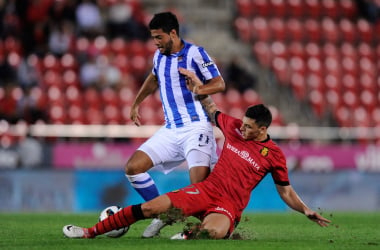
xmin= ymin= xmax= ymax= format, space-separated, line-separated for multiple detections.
xmin=178 ymin=67 xmax=225 ymax=95
xmin=276 ymin=184 xmax=331 ymax=227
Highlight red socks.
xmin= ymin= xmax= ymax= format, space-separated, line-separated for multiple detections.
xmin=88 ymin=205 xmax=139 ymax=237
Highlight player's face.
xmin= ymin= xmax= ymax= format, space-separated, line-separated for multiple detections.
xmin=150 ymin=29 xmax=175 ymax=56
xmin=240 ymin=117 xmax=265 ymax=141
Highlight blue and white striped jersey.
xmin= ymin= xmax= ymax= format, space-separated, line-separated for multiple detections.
xmin=152 ymin=40 xmax=221 ymax=128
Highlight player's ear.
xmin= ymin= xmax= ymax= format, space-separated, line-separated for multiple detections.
xmin=259 ymin=126 xmax=267 ymax=134
xmin=169 ymin=29 xmax=177 ymax=38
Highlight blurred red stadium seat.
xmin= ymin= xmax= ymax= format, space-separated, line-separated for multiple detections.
xmin=290 ymin=72 xmax=307 ymax=100
xmin=251 ymin=17 xmax=271 ymax=41
xmin=325 ymin=89 xmax=341 ymax=111
xmin=321 ymin=17 xmax=340 ymax=44
xmin=243 ymin=89 xmax=262 ymax=106
xmin=43 ymin=70 xmax=63 ymax=89
xmin=304 ymin=19 xmax=322 ymax=43
xmin=342 ymin=57 xmax=359 ymax=77
xmin=334 ymin=105 xmax=352 ymax=127
xmin=85 ymin=107 xmax=104 ymax=124
xmin=269 ymin=18 xmax=286 ymax=41
xmin=342 ymin=90 xmax=359 ymax=108
xmin=252 ymin=41 xmax=272 ymax=67
xmin=353 ymin=106 xmax=371 ymax=127
xmin=322 ymin=0 xmax=340 ymax=20
xmin=253 ymin=0 xmax=270 ymax=16
xmin=110 ymin=37 xmax=127 ymax=55
xmin=360 ymin=89 xmax=377 ymax=112
xmin=358 ymin=43 xmax=375 ymax=62
xmin=104 ymin=104 xmax=122 ymax=124
xmin=305 ymin=0 xmax=322 ymax=19
xmin=286 ymin=18 xmax=304 ymax=42
xmin=271 ymin=41 xmax=287 ymax=58
xmin=49 ymin=104 xmax=67 ymax=124
xmin=47 ymin=86 xmax=65 ymax=106
xmin=271 ymin=0 xmax=287 ymax=17
xmin=324 ymin=57 xmax=341 ymax=77
xmin=324 ymin=74 xmax=340 ymax=92
xmin=288 ymin=42 xmax=305 ymax=59
xmin=342 ymin=74 xmax=358 ymax=93
xmin=306 ymin=73 xmax=324 ymax=93
xmin=67 ymin=104 xmax=86 ymax=124
xmin=62 ymin=70 xmax=80 ymax=88
xmin=235 ymin=0 xmax=253 ymax=17
xmin=289 ymin=56 xmax=306 ymax=75
xmin=60 ymin=53 xmax=78 ymax=71
xmin=339 ymin=0 xmax=358 ymax=19
xmin=305 ymin=42 xmax=322 ymax=59
xmin=309 ymin=89 xmax=325 ymax=118
xmin=101 ymin=87 xmax=119 ymax=106
xmin=271 ymin=57 xmax=289 ymax=84
xmin=84 ymin=87 xmax=102 ymax=109
xmin=234 ymin=17 xmax=251 ymax=43
xmin=93 ymin=36 xmax=109 ymax=55
xmin=288 ymin=0 xmax=304 ymax=17
xmin=65 ymin=85 xmax=82 ymax=106
xmin=339 ymin=19 xmax=358 ymax=44
xmin=357 ymin=19 xmax=373 ymax=44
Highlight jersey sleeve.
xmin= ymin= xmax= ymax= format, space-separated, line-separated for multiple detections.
xmin=151 ymin=50 xmax=159 ymax=76
xmin=270 ymin=151 xmax=290 ymax=186
xmin=191 ymin=46 xmax=221 ymax=80
xmin=215 ymin=111 xmax=230 ymax=132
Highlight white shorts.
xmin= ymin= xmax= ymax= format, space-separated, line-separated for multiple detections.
xmin=138 ymin=122 xmax=218 ymax=174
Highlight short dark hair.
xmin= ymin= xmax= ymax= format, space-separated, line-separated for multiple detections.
xmin=245 ymin=104 xmax=272 ymax=128
xmin=149 ymin=12 xmax=179 ymax=35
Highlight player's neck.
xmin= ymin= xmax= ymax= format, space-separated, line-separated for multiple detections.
xmin=255 ymin=134 xmax=269 ymax=142
xmin=171 ymin=38 xmax=184 ymax=53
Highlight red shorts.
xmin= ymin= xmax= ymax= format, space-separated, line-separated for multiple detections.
xmin=166 ymin=182 xmax=238 ymax=237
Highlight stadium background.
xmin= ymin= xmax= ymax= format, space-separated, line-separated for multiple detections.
xmin=0 ymin=0 xmax=379 ymax=212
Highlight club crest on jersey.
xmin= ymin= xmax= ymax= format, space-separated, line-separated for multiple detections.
xmin=202 ymin=61 xmax=214 ymax=68
xmin=260 ymin=147 xmax=269 ymax=157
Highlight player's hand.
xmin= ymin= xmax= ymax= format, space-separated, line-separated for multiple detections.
xmin=305 ymin=210 xmax=331 ymax=227
xmin=178 ymin=67 xmax=202 ymax=93
xmin=130 ymin=106 xmax=141 ymax=126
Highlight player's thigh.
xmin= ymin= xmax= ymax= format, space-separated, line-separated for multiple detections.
xmin=201 ymin=213 xmax=230 ymax=239
xmin=187 ymin=150 xmax=210 ymax=183
xmin=139 ymin=127 xmax=184 ymax=164
xmin=141 ymin=194 xmax=172 ymax=217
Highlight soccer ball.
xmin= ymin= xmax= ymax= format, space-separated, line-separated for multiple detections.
xmin=99 ymin=205 xmax=129 ymax=238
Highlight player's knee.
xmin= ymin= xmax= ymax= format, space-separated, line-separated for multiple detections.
xmin=201 ymin=224 xmax=228 ymax=239
xmin=125 ymin=160 xmax=138 ymax=175
xmin=140 ymin=203 xmax=154 ymax=217
xmin=125 ymin=157 xmax=147 ymax=175
xmin=125 ymin=151 xmax=153 ymax=175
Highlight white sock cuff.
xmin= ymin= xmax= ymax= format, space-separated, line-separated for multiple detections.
xmin=125 ymin=172 xmax=151 ymax=182
xmin=126 ymin=172 xmax=155 ymax=188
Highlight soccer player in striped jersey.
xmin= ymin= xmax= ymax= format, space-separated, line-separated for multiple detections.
xmin=62 ymin=68 xmax=330 ymax=240
xmin=124 ymin=12 xmax=225 ymax=237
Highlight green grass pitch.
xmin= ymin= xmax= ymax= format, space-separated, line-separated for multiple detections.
xmin=0 ymin=212 xmax=379 ymax=250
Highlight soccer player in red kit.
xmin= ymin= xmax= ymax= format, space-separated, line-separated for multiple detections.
xmin=63 ymin=68 xmax=330 ymax=240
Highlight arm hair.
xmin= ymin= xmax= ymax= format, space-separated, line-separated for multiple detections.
xmin=198 ymin=95 xmax=218 ymax=124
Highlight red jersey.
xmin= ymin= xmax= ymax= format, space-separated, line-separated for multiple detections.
xmin=202 ymin=112 xmax=289 ymax=217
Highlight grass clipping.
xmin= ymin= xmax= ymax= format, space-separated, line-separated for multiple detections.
xmin=158 ymin=208 xmax=253 ymax=240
